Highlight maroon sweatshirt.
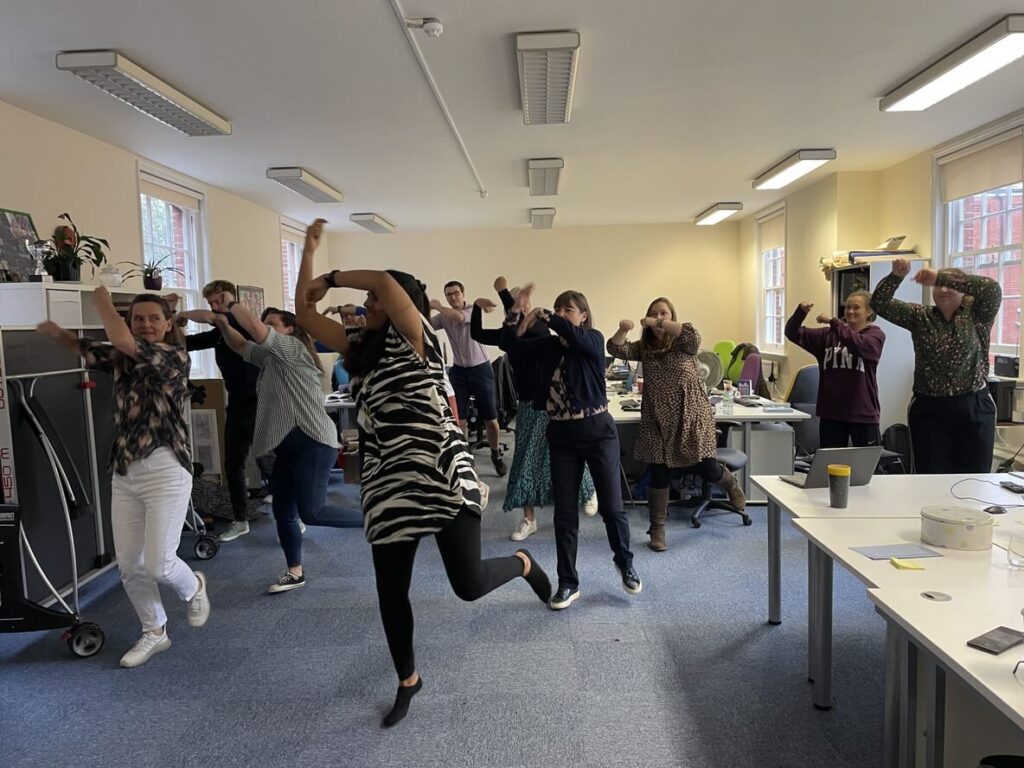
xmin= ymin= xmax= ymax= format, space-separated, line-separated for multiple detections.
xmin=784 ymin=305 xmax=886 ymax=424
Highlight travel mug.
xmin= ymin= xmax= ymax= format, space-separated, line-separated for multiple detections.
xmin=827 ymin=464 xmax=851 ymax=509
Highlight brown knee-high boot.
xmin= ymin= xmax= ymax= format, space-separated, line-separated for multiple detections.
xmin=646 ymin=487 xmax=670 ymax=552
xmin=717 ymin=465 xmax=746 ymax=510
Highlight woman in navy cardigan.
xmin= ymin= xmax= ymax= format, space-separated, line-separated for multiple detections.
xmin=512 ymin=284 xmax=640 ymax=610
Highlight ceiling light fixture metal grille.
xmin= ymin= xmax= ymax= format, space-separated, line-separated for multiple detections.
xmin=517 ymin=32 xmax=580 ymax=125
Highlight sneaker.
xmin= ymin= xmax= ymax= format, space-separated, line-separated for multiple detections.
xmin=618 ymin=563 xmax=643 ymax=595
xmin=479 ymin=481 xmax=490 ymax=511
xmin=219 ymin=520 xmax=250 ymax=542
xmin=509 ymin=517 xmax=537 ymax=542
xmin=491 ymin=450 xmax=507 ymax=477
xmin=582 ymin=495 xmax=598 ymax=517
xmin=187 ymin=571 xmax=210 ymax=627
xmin=548 ymin=586 xmax=580 ymax=610
xmin=298 ymin=520 xmax=307 ymax=534
xmin=119 ymin=630 xmax=171 ymax=668
xmin=263 ymin=494 xmax=273 ymax=504
xmin=268 ymin=572 xmax=305 ymax=594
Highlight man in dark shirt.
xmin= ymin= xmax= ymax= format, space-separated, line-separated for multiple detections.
xmin=177 ymin=280 xmax=259 ymax=541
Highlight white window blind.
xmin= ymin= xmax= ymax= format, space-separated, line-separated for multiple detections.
xmin=758 ymin=209 xmax=786 ymax=351
xmin=280 ymin=222 xmax=305 ymax=312
xmin=939 ymin=128 xmax=1023 ymax=203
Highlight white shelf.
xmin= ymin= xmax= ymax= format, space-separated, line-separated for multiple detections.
xmin=0 ymin=282 xmax=177 ymax=328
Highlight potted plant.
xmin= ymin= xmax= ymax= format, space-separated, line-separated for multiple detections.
xmin=43 ymin=213 xmax=110 ymax=282
xmin=118 ymin=253 xmax=185 ymax=291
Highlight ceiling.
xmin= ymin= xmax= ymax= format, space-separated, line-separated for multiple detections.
xmin=3 ymin=0 xmax=1024 ymax=232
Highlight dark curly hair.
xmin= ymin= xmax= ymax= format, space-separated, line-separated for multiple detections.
xmin=344 ymin=270 xmax=429 ymax=379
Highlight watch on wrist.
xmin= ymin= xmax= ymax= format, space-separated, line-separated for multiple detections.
xmin=326 ymin=270 xmax=341 ymax=289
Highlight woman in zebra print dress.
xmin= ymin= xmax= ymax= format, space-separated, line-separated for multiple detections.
xmin=295 ymin=220 xmax=552 ymax=728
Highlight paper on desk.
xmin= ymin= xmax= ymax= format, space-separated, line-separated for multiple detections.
xmin=850 ymin=544 xmax=941 ymax=560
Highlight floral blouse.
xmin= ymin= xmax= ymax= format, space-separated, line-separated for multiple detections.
xmin=871 ymin=271 xmax=1001 ymax=398
xmin=80 ymin=338 xmax=192 ymax=475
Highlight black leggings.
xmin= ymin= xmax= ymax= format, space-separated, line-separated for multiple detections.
xmin=648 ymin=459 xmax=722 ymax=490
xmin=371 ymin=507 xmax=524 ymax=680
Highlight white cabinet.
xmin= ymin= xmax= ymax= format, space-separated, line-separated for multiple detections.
xmin=0 ymin=283 xmax=168 ymax=327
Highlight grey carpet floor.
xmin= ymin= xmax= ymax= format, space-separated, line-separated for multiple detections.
xmin=1 ymin=457 xmax=885 ymax=768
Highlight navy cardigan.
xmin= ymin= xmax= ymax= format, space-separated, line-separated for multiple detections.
xmin=516 ymin=313 xmax=608 ymax=414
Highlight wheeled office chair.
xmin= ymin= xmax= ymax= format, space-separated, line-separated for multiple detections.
xmin=785 ymin=364 xmax=820 ymax=404
xmin=684 ymin=421 xmax=751 ymax=528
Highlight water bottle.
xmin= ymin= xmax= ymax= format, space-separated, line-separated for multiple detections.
xmin=722 ymin=384 xmax=734 ymax=415
xmin=625 ymin=366 xmax=636 ymax=393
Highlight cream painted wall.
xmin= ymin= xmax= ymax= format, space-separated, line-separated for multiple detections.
xmin=326 ymin=223 xmax=742 ymax=350
xmin=879 ymin=150 xmax=934 ymax=262
xmin=836 ymin=172 xmax=881 ymax=251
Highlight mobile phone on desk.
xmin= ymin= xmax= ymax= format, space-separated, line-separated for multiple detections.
xmin=1000 ymin=480 xmax=1024 ymax=494
xmin=966 ymin=626 xmax=1024 ymax=655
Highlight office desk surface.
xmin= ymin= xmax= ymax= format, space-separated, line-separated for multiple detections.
xmin=752 ymin=473 xmax=1024 ymax=521
xmin=606 ymin=393 xmax=811 ymax=425
xmin=869 ymin=585 xmax=1024 ymax=732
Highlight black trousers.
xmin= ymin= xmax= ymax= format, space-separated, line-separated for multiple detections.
xmin=547 ymin=411 xmax=633 ymax=590
xmin=371 ymin=507 xmax=524 ymax=680
xmin=818 ymin=419 xmax=881 ymax=450
xmin=224 ymin=395 xmax=257 ymax=522
xmin=648 ymin=459 xmax=722 ymax=490
xmin=908 ymin=390 xmax=996 ymax=474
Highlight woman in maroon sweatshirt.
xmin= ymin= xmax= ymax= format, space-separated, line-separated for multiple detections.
xmin=784 ymin=290 xmax=886 ymax=448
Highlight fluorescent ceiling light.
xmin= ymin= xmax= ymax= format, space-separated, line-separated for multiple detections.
xmin=516 ymin=31 xmax=580 ymax=125
xmin=530 ymin=207 xmax=556 ymax=229
xmin=55 ymin=50 xmax=230 ymax=137
xmin=881 ymin=15 xmax=1024 ymax=112
xmin=753 ymin=149 xmax=836 ymax=191
xmin=528 ymin=158 xmax=564 ymax=196
xmin=349 ymin=213 xmax=395 ymax=234
xmin=266 ymin=168 xmax=343 ymax=203
xmin=695 ymin=202 xmax=743 ymax=226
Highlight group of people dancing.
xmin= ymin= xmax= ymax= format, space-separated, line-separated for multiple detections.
xmin=35 ymin=217 xmax=1002 ymax=725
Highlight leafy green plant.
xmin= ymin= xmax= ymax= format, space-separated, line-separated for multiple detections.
xmin=43 ymin=212 xmax=110 ymax=276
xmin=117 ymin=253 xmax=185 ymax=281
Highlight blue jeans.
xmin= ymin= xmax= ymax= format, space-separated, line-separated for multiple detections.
xmin=271 ymin=428 xmax=342 ymax=567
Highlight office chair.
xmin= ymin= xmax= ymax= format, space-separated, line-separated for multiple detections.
xmin=712 ymin=340 xmax=736 ymax=380
xmin=979 ymin=757 xmax=1024 ymax=767
xmin=684 ymin=421 xmax=751 ymax=528
xmin=737 ymin=352 xmax=762 ymax=390
xmin=791 ymin=402 xmax=820 ymax=472
xmin=785 ymin=364 xmax=819 ymax=404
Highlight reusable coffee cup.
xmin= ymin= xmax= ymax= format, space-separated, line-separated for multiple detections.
xmin=827 ymin=464 xmax=851 ymax=509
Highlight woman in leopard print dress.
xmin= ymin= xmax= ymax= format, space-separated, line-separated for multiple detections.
xmin=607 ymin=297 xmax=744 ymax=551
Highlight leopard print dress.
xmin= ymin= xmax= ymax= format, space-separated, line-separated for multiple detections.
xmin=607 ymin=324 xmax=717 ymax=467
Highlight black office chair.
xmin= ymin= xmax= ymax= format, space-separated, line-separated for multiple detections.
xmin=791 ymin=402 xmax=820 ymax=473
xmin=684 ymin=421 xmax=751 ymax=528
xmin=979 ymin=757 xmax=1024 ymax=767
xmin=785 ymin=364 xmax=820 ymax=404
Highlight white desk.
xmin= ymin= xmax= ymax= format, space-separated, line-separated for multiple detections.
xmin=869 ymin=585 xmax=1024 ymax=767
xmin=609 ymin=394 xmax=810 ymax=501
xmin=324 ymin=395 xmax=356 ymax=432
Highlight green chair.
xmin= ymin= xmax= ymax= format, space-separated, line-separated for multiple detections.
xmin=712 ymin=340 xmax=735 ymax=381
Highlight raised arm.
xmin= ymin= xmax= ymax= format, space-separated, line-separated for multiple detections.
xmin=92 ymin=286 xmax=139 ymax=359
xmin=294 ymin=219 xmax=352 ymax=355
xmin=927 ymin=269 xmax=1003 ymax=327
xmin=607 ymin=319 xmax=642 ymax=361
xmin=227 ymin=301 xmax=268 ymax=345
xmin=212 ymin=314 xmax=248 ymax=355
xmin=785 ymin=303 xmax=829 ymax=358
xmin=829 ymin=319 xmax=886 ymax=362
xmin=871 ymin=259 xmax=926 ymax=332
xmin=429 ymin=299 xmax=466 ymax=324
xmin=470 ymin=299 xmax=503 ymax=346
xmin=546 ymin=313 xmax=604 ymax=359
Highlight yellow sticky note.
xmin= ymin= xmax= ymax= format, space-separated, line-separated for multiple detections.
xmin=890 ymin=557 xmax=925 ymax=571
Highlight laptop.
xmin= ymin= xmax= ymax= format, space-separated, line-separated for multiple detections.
xmin=778 ymin=446 xmax=883 ymax=489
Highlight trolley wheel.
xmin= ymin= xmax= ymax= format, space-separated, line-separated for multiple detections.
xmin=742 ymin=514 xmax=753 ymax=526
xmin=195 ymin=535 xmax=220 ymax=560
xmin=68 ymin=622 xmax=105 ymax=658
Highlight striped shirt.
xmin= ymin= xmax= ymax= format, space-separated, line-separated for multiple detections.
xmin=352 ymin=316 xmax=482 ymax=544
xmin=242 ymin=328 xmax=339 ymax=456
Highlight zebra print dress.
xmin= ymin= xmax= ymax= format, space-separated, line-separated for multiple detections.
xmin=352 ymin=316 xmax=483 ymax=544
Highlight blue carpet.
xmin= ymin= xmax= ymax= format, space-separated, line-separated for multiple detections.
xmin=1 ymin=456 xmax=884 ymax=767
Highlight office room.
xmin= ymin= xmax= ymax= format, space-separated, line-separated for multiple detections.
xmin=3 ymin=1 xmax=1024 ymax=766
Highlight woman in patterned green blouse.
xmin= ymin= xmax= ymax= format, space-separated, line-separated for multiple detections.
xmin=871 ymin=258 xmax=1002 ymax=473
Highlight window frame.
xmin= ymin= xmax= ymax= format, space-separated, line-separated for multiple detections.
xmin=280 ymin=221 xmax=306 ymax=313
xmin=137 ymin=163 xmax=213 ymax=378
xmin=756 ymin=206 xmax=787 ymax=355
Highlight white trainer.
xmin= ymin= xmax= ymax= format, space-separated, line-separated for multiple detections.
xmin=298 ymin=520 xmax=307 ymax=534
xmin=509 ymin=517 xmax=538 ymax=542
xmin=219 ymin=520 xmax=250 ymax=542
xmin=119 ymin=630 xmax=171 ymax=668
xmin=582 ymin=495 xmax=598 ymax=517
xmin=187 ymin=571 xmax=210 ymax=627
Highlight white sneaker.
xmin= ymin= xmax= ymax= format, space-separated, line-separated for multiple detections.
xmin=510 ymin=517 xmax=538 ymax=542
xmin=187 ymin=571 xmax=210 ymax=628
xmin=119 ymin=630 xmax=171 ymax=668
xmin=219 ymin=521 xmax=250 ymax=542
xmin=263 ymin=494 xmax=273 ymax=504
xmin=479 ymin=481 xmax=490 ymax=511
xmin=582 ymin=495 xmax=598 ymax=517
xmin=298 ymin=520 xmax=307 ymax=534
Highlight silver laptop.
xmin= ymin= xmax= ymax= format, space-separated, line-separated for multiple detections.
xmin=778 ymin=446 xmax=883 ymax=489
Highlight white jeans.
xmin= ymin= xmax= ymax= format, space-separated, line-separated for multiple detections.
xmin=111 ymin=448 xmax=196 ymax=632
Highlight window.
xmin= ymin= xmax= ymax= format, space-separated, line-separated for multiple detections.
xmin=280 ymin=225 xmax=305 ymax=312
xmin=945 ymin=183 xmax=1021 ymax=355
xmin=757 ymin=209 xmax=786 ymax=351
xmin=139 ymin=171 xmax=211 ymax=376
xmin=938 ymin=128 xmax=1023 ymax=358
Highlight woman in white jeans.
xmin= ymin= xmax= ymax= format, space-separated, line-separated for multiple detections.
xmin=38 ymin=288 xmax=211 ymax=667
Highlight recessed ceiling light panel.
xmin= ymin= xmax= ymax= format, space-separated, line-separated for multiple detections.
xmin=266 ymin=167 xmax=343 ymax=203
xmin=753 ymin=149 xmax=836 ymax=191
xmin=695 ymin=202 xmax=743 ymax=226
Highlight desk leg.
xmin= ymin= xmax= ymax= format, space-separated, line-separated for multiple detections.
xmin=924 ymin=656 xmax=945 ymax=768
xmin=808 ymin=540 xmax=817 ymax=682
xmin=768 ymin=499 xmax=781 ymax=625
xmin=882 ymin=618 xmax=918 ymax=768
xmin=742 ymin=421 xmax=752 ymax=497
xmin=810 ymin=543 xmax=833 ymax=711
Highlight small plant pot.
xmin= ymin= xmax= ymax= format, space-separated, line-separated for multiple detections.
xmin=48 ymin=261 xmax=81 ymax=282
xmin=143 ymin=274 xmax=163 ymax=291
